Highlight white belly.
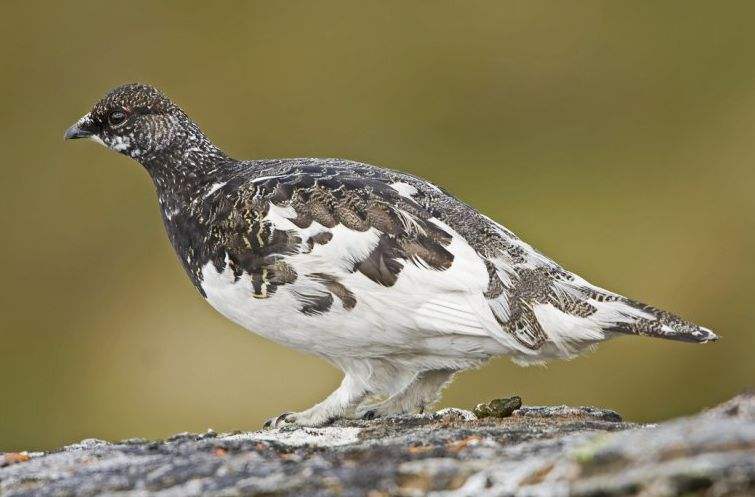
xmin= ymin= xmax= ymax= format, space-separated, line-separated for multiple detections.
xmin=199 ymin=239 xmax=500 ymax=361
xmin=200 ymin=258 xmax=396 ymax=356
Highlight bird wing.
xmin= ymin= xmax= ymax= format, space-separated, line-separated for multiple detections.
xmin=202 ymin=160 xmax=716 ymax=360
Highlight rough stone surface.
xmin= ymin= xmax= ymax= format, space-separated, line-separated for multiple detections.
xmin=1 ymin=394 xmax=753 ymax=497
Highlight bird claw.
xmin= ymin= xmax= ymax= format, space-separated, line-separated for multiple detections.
xmin=361 ymin=409 xmax=379 ymax=420
xmin=263 ymin=411 xmax=295 ymax=429
xmin=263 ymin=409 xmax=338 ymax=428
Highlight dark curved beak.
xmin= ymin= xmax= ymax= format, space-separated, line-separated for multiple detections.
xmin=64 ymin=114 xmax=96 ymax=140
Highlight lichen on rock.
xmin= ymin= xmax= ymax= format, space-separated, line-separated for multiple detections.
xmin=1 ymin=394 xmax=753 ymax=496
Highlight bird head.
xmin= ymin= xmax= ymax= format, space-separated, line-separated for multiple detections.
xmin=64 ymin=83 xmax=190 ymax=159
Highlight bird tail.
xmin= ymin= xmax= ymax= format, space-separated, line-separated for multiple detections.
xmin=598 ymin=294 xmax=719 ymax=343
xmin=492 ymin=278 xmax=718 ymax=366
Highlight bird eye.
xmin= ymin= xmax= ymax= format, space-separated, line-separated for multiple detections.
xmin=108 ymin=110 xmax=128 ymax=127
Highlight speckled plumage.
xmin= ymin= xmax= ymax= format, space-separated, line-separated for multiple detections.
xmin=65 ymin=84 xmax=718 ymax=427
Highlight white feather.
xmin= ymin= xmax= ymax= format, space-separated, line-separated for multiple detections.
xmin=389 ymin=182 xmax=419 ymax=199
xmin=533 ymin=303 xmax=605 ymax=352
xmin=203 ymin=181 xmax=227 ymax=198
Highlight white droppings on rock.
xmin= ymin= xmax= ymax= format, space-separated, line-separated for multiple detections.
xmin=63 ymin=438 xmax=110 ymax=451
xmin=433 ymin=408 xmax=478 ymax=421
xmin=219 ymin=426 xmax=362 ymax=447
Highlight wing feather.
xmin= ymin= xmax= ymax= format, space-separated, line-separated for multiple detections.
xmin=205 ymin=159 xmax=715 ymax=357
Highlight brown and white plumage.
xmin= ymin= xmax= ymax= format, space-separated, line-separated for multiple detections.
xmin=65 ymin=84 xmax=717 ymax=427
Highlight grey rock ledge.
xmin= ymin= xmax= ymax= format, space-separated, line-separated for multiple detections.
xmin=1 ymin=394 xmax=753 ymax=497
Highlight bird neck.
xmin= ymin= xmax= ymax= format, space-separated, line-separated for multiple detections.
xmin=138 ymin=133 xmax=232 ymax=220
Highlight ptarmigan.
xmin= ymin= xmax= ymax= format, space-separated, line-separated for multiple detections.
xmin=65 ymin=84 xmax=717 ymax=427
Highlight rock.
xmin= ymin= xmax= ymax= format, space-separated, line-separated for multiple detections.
xmin=431 ymin=407 xmax=478 ymax=422
xmin=474 ymin=395 xmax=523 ymax=419
xmin=1 ymin=394 xmax=753 ymax=497
xmin=513 ymin=404 xmax=623 ymax=423
xmin=0 ymin=453 xmax=30 ymax=468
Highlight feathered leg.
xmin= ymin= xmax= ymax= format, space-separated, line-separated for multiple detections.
xmin=264 ymin=373 xmax=367 ymax=428
xmin=357 ymin=368 xmax=456 ymax=419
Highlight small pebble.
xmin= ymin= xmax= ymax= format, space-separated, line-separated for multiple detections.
xmin=473 ymin=396 xmax=522 ymax=419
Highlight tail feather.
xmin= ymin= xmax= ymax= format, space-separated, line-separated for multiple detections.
xmin=603 ymin=297 xmax=718 ymax=343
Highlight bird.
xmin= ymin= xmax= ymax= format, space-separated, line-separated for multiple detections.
xmin=64 ymin=83 xmax=718 ymax=428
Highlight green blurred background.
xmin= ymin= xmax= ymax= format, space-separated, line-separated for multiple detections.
xmin=1 ymin=1 xmax=753 ymax=452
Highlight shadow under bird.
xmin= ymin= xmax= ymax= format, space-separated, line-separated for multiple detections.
xmin=64 ymin=84 xmax=718 ymax=427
